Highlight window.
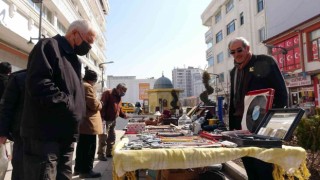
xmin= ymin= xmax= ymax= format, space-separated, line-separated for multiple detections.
xmin=240 ymin=12 xmax=244 ymax=25
xmin=272 ymin=36 xmax=300 ymax=71
xmin=217 ymin=52 xmax=224 ymax=64
xmin=216 ymin=31 xmax=223 ymax=43
xmin=27 ymin=0 xmax=41 ymax=13
xmin=208 ymin=57 xmax=214 ymax=67
xmin=207 ymin=41 xmax=213 ymax=49
xmin=227 ymin=20 xmax=235 ymax=35
xmin=310 ymin=29 xmax=320 ymax=61
xmin=219 ymin=73 xmax=224 ymax=83
xmin=226 ymin=0 xmax=234 ymax=13
xmin=258 ymin=27 xmax=266 ymax=42
xmin=57 ymin=21 xmax=66 ymax=35
xmin=42 ymin=6 xmax=53 ymax=24
xmin=215 ymin=11 xmax=221 ymax=24
xmin=257 ymin=0 xmax=264 ymax=13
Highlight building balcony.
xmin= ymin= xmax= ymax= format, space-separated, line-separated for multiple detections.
xmin=206 ymin=48 xmax=213 ymax=59
xmin=205 ymin=28 xmax=213 ymax=43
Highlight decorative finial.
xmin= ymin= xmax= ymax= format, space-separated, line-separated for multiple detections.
xmin=162 ymin=71 xmax=164 ymax=77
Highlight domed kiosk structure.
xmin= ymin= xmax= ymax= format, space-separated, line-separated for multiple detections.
xmin=147 ymin=74 xmax=183 ymax=113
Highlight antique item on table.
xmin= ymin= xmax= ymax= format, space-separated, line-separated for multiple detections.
xmin=241 ymin=88 xmax=275 ymax=132
xmin=157 ymin=132 xmax=184 ymax=137
xmin=125 ymin=122 xmax=146 ymax=134
xmin=145 ymin=117 xmax=158 ymax=126
xmin=222 ymin=108 xmax=305 ymax=148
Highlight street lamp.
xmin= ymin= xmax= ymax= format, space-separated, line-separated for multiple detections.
xmin=99 ymin=61 xmax=114 ymax=92
xmin=27 ymin=0 xmax=43 ymax=44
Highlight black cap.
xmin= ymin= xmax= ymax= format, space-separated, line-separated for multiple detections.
xmin=83 ymin=66 xmax=98 ymax=82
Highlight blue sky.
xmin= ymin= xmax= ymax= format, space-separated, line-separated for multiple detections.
xmin=105 ymin=0 xmax=211 ymax=80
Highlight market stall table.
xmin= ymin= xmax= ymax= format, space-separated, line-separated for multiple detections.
xmin=112 ymin=137 xmax=310 ymax=180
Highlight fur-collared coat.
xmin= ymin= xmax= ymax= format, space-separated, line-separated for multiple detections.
xmin=79 ymin=81 xmax=103 ymax=135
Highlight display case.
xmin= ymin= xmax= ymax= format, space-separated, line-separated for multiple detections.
xmin=222 ymin=108 xmax=305 ymax=148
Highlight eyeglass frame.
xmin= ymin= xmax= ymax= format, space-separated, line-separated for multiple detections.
xmin=229 ymin=47 xmax=244 ymax=55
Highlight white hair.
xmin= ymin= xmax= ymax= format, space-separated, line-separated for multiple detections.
xmin=66 ymin=19 xmax=96 ymax=35
xmin=228 ymin=37 xmax=250 ymax=49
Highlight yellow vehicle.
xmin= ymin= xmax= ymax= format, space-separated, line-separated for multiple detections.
xmin=121 ymin=102 xmax=135 ymax=113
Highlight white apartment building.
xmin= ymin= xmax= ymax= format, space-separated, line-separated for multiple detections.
xmin=172 ymin=66 xmax=204 ymax=98
xmin=201 ymin=0 xmax=268 ymax=101
xmin=107 ymin=75 xmax=157 ymax=105
xmin=0 ymin=0 xmax=109 ymax=92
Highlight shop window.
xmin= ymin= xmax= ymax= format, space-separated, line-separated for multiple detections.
xmin=271 ymin=36 xmax=300 ymax=72
xmin=310 ymin=29 xmax=320 ymax=61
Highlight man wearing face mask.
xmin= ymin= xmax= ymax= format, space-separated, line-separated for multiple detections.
xmin=97 ymin=83 xmax=127 ymax=161
xmin=228 ymin=37 xmax=288 ymax=180
xmin=21 ymin=19 xmax=96 ymax=180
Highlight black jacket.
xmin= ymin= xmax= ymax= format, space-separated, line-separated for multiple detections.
xmin=21 ymin=34 xmax=86 ymax=141
xmin=229 ymin=54 xmax=288 ymax=125
xmin=0 ymin=70 xmax=26 ymax=140
xmin=0 ymin=73 xmax=9 ymax=99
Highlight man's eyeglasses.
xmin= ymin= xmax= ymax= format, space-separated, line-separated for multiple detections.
xmin=229 ymin=48 xmax=243 ymax=55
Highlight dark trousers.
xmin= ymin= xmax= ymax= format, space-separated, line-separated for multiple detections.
xmin=22 ymin=137 xmax=74 ymax=180
xmin=74 ymin=134 xmax=96 ymax=173
xmin=12 ymin=137 xmax=23 ymax=180
xmin=97 ymin=121 xmax=116 ymax=157
xmin=242 ymin=157 xmax=274 ymax=180
xmin=229 ymin=115 xmax=242 ymax=130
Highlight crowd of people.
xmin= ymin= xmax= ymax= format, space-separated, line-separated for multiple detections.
xmin=0 ymin=18 xmax=287 ymax=180
xmin=0 ymin=20 xmax=128 ymax=180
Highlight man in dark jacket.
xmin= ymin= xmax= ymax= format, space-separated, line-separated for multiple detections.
xmin=228 ymin=37 xmax=288 ymax=180
xmin=0 ymin=62 xmax=12 ymax=98
xmin=97 ymin=83 xmax=127 ymax=161
xmin=0 ymin=69 xmax=26 ymax=180
xmin=21 ymin=19 xmax=96 ymax=180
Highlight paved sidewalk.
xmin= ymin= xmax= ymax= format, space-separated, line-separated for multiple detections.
xmin=4 ymin=117 xmax=130 ymax=180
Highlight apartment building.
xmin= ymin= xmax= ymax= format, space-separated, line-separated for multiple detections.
xmin=172 ymin=66 xmax=204 ymax=98
xmin=0 ymin=0 xmax=109 ymax=92
xmin=201 ymin=0 xmax=320 ymax=112
xmin=201 ymin=0 xmax=268 ymax=102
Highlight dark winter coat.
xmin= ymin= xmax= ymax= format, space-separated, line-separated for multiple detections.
xmin=229 ymin=54 xmax=288 ymax=128
xmin=0 ymin=70 xmax=26 ymax=140
xmin=0 ymin=73 xmax=9 ymax=99
xmin=20 ymin=34 xmax=86 ymax=141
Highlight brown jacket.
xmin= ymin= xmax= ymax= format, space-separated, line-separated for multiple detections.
xmin=79 ymin=82 xmax=103 ymax=135
xmin=100 ymin=89 xmax=126 ymax=122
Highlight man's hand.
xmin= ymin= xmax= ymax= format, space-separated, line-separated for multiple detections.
xmin=0 ymin=136 xmax=7 ymax=144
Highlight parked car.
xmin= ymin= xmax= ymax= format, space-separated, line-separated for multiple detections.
xmin=121 ymin=102 xmax=135 ymax=113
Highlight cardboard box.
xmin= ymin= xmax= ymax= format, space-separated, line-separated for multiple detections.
xmin=159 ymin=169 xmax=199 ymax=180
